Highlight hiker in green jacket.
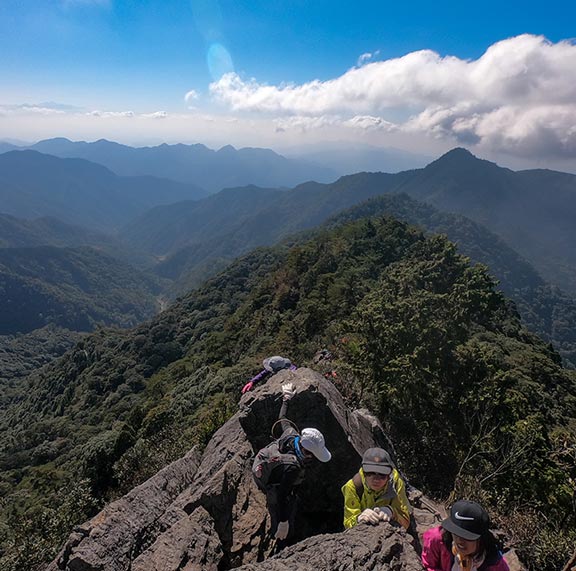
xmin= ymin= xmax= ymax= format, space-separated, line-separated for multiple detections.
xmin=342 ymin=447 xmax=411 ymax=530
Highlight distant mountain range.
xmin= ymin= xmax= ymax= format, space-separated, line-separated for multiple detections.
xmin=0 ymin=138 xmax=337 ymax=191
xmin=393 ymin=149 xmax=576 ymax=295
xmin=0 ymin=150 xmax=207 ymax=232
xmin=124 ymin=148 xmax=576 ymax=298
xmin=115 ymin=150 xmax=576 ymax=365
xmin=0 ymin=246 xmax=162 ymax=335
xmin=120 ymin=185 xmax=284 ymax=256
xmin=1 ymin=144 xmax=575 ymax=368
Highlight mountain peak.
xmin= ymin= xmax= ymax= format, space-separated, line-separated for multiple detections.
xmin=444 ymin=146 xmax=475 ymax=157
xmin=425 ymin=147 xmax=504 ymax=173
xmin=37 ymin=137 xmax=74 ymax=144
xmin=436 ymin=147 xmax=477 ymax=163
xmin=217 ymin=144 xmax=237 ymax=154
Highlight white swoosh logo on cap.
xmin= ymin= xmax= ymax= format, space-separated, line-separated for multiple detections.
xmin=454 ymin=512 xmax=475 ymax=521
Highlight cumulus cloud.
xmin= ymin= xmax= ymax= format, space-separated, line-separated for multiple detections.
xmin=345 ymin=115 xmax=397 ymax=131
xmin=184 ymin=90 xmax=199 ymax=106
xmin=210 ymin=34 xmax=576 ymax=157
xmin=272 ymin=114 xmax=397 ymax=135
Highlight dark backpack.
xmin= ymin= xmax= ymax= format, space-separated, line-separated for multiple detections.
xmin=252 ymin=438 xmax=302 ymax=489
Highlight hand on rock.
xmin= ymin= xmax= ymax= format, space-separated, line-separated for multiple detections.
xmin=275 ymin=521 xmax=289 ymax=540
xmin=375 ymin=506 xmax=393 ymax=522
xmin=282 ymin=383 xmax=296 ymax=401
xmin=357 ymin=508 xmax=380 ymax=525
xmin=241 ymin=381 xmax=254 ymax=394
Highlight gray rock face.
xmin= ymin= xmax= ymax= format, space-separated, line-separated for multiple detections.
xmin=236 ymin=524 xmax=423 ymax=571
xmin=46 ymin=368 xmax=433 ymax=571
xmin=46 ymin=448 xmax=202 ymax=571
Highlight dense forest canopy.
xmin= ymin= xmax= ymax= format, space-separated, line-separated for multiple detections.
xmin=0 ymin=246 xmax=162 ymax=335
xmin=0 ymin=215 xmax=574 ymax=570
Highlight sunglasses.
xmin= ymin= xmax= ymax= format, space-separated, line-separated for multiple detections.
xmin=364 ymin=471 xmax=390 ymax=480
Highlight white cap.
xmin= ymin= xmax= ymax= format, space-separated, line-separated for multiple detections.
xmin=300 ymin=428 xmax=331 ymax=462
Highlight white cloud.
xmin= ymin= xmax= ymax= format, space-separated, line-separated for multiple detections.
xmin=272 ymin=114 xmax=398 ymax=135
xmin=184 ymin=90 xmax=199 ymax=107
xmin=0 ymin=104 xmax=67 ymax=116
xmin=209 ymin=34 xmax=576 ymax=157
xmin=273 ymin=115 xmax=342 ymax=132
xmin=345 ymin=115 xmax=397 ymax=131
xmin=357 ymin=51 xmax=380 ymax=66
xmin=87 ymin=110 xmax=135 ymax=118
xmin=142 ymin=111 xmax=168 ymax=119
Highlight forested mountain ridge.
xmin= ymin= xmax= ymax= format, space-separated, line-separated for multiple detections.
xmin=0 ymin=246 xmax=162 ymax=335
xmin=1 ymin=215 xmax=574 ymax=570
xmin=3 ymin=137 xmax=336 ymax=191
xmin=395 ymin=148 xmax=576 ymax=294
xmin=326 ymin=193 xmax=576 ymax=367
xmin=124 ymin=148 xmax=576 ymax=297
xmin=0 ymin=213 xmax=118 ymax=249
xmin=120 ymin=185 xmax=284 ymax=256
xmin=121 ymin=172 xmax=409 ymax=259
xmin=130 ymin=188 xmax=576 ymax=367
xmin=0 ymin=150 xmax=207 ymax=232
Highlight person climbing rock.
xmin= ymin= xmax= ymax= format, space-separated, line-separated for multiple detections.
xmin=342 ymin=447 xmax=411 ymax=530
xmin=252 ymin=382 xmax=331 ymax=547
xmin=422 ymin=500 xmax=509 ymax=571
xmin=241 ymin=356 xmax=296 ymax=394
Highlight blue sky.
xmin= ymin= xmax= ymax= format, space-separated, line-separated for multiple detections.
xmin=1 ymin=0 xmax=575 ymax=170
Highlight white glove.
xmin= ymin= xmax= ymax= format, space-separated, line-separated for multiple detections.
xmin=275 ymin=520 xmax=289 ymax=540
xmin=357 ymin=508 xmax=380 ymax=525
xmin=282 ymin=383 xmax=296 ymax=401
xmin=374 ymin=506 xmax=393 ymax=522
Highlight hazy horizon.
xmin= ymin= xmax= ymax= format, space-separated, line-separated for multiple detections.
xmin=2 ymin=1 xmax=576 ymax=173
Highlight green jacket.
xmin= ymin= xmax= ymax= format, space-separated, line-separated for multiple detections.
xmin=342 ymin=467 xmax=411 ymax=529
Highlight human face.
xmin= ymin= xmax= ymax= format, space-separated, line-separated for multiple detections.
xmin=364 ymin=471 xmax=390 ymax=491
xmin=302 ymin=448 xmax=315 ymax=464
xmin=451 ymin=533 xmax=480 ymax=557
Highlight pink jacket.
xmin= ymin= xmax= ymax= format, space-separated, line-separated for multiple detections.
xmin=422 ymin=526 xmax=509 ymax=571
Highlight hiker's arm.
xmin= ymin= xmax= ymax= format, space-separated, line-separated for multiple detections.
xmin=241 ymin=369 xmax=268 ymax=393
xmin=390 ymin=474 xmax=411 ymax=530
xmin=421 ymin=529 xmax=445 ymax=571
xmin=276 ymin=465 xmax=301 ymax=522
xmin=277 ymin=399 xmax=292 ymax=432
xmin=342 ymin=479 xmax=362 ymax=529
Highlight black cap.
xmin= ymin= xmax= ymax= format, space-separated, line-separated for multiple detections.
xmin=441 ymin=500 xmax=490 ymax=540
xmin=362 ymin=448 xmax=393 ymax=475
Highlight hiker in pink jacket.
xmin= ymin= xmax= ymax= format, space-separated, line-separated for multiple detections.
xmin=422 ymin=500 xmax=509 ymax=571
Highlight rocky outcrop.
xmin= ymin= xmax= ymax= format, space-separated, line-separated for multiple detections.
xmin=236 ymin=524 xmax=423 ymax=571
xmin=46 ymin=368 xmax=439 ymax=570
xmin=46 ymin=448 xmax=202 ymax=571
